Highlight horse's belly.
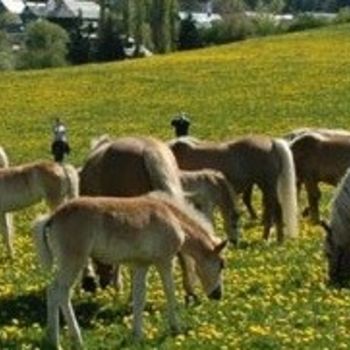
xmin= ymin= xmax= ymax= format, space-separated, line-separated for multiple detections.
xmin=0 ymin=191 xmax=41 ymax=212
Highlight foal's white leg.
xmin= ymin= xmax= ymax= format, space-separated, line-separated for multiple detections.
xmin=47 ymin=268 xmax=84 ymax=349
xmin=47 ymin=281 xmax=60 ymax=348
xmin=156 ymin=261 xmax=180 ymax=334
xmin=132 ymin=265 xmax=148 ymax=339
xmin=0 ymin=212 xmax=14 ymax=258
xmin=59 ymin=286 xmax=83 ymax=348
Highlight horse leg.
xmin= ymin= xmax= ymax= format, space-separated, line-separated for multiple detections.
xmin=177 ymin=252 xmax=198 ymax=305
xmin=46 ymin=279 xmax=61 ymax=348
xmin=262 ymin=191 xmax=274 ymax=241
xmin=274 ymin=199 xmax=284 ymax=243
xmin=56 ymin=261 xmax=85 ymax=348
xmin=242 ymin=184 xmax=258 ymax=220
xmin=156 ymin=260 xmax=180 ymax=334
xmin=132 ymin=265 xmax=149 ymax=339
xmin=113 ymin=264 xmax=124 ymax=291
xmin=0 ymin=212 xmax=14 ymax=258
xmin=304 ymin=180 xmax=321 ymax=223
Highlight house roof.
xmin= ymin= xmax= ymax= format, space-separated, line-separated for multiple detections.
xmin=46 ymin=0 xmax=99 ymax=20
xmin=178 ymin=11 xmax=222 ymax=28
xmin=0 ymin=0 xmax=25 ymax=14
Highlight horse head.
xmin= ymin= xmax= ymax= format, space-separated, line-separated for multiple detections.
xmin=321 ymin=220 xmax=350 ymax=287
xmin=195 ymin=240 xmax=227 ymax=299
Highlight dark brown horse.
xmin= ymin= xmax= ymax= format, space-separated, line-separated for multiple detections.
xmin=321 ymin=169 xmax=350 ymax=286
xmin=289 ymin=130 xmax=350 ymax=223
xmin=169 ymin=135 xmax=298 ymax=242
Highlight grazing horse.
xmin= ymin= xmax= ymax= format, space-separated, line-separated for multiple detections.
xmin=284 ymin=127 xmax=350 ymax=142
xmin=289 ymin=130 xmax=350 ymax=223
xmin=321 ymin=169 xmax=350 ymax=286
xmin=0 ymin=161 xmax=79 ymax=257
xmin=33 ymin=194 xmax=226 ymax=348
xmin=80 ymin=135 xmax=231 ymax=298
xmin=169 ymin=135 xmax=298 ymax=242
xmin=180 ymin=169 xmax=240 ymax=244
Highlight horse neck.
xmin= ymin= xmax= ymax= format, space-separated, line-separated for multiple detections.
xmin=180 ymin=224 xmax=215 ymax=263
xmin=211 ymin=175 xmax=239 ymax=230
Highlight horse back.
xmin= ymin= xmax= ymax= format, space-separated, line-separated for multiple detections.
xmin=291 ymin=134 xmax=350 ymax=184
xmin=49 ymin=196 xmax=185 ymax=266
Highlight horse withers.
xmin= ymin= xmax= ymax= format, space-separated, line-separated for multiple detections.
xmin=169 ymin=135 xmax=298 ymax=243
xmin=33 ymin=193 xmax=226 ymax=348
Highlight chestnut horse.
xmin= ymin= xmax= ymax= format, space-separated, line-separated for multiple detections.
xmin=321 ymin=169 xmax=350 ymax=286
xmin=169 ymin=135 xmax=298 ymax=242
xmin=289 ymin=130 xmax=350 ymax=223
xmin=33 ymin=193 xmax=226 ymax=348
xmin=0 ymin=161 xmax=79 ymax=257
xmin=80 ymin=136 xmax=230 ymax=298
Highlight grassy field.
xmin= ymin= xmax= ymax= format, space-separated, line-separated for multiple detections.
xmin=1 ymin=24 xmax=350 ymax=349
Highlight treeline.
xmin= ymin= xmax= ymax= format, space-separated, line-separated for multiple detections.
xmin=183 ymin=0 xmax=350 ymax=13
xmin=1 ymin=0 xmax=350 ymax=70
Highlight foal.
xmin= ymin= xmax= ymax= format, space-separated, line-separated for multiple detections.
xmin=180 ymin=169 xmax=240 ymax=244
xmin=33 ymin=193 xmax=226 ymax=348
xmin=0 ymin=160 xmax=79 ymax=257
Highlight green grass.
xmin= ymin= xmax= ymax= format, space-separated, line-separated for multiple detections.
xmin=1 ymin=24 xmax=350 ymax=349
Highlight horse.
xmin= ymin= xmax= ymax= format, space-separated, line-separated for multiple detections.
xmin=180 ymin=169 xmax=240 ymax=244
xmin=169 ymin=135 xmax=298 ymax=242
xmin=284 ymin=127 xmax=350 ymax=142
xmin=321 ymin=169 xmax=350 ymax=286
xmin=289 ymin=130 xmax=350 ymax=223
xmin=79 ymin=136 xmax=236 ymax=299
xmin=33 ymin=193 xmax=226 ymax=348
xmin=0 ymin=160 xmax=79 ymax=257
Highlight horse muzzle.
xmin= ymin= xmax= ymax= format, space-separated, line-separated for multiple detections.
xmin=208 ymin=285 xmax=222 ymax=300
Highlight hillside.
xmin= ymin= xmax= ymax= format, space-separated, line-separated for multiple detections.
xmin=1 ymin=24 xmax=350 ymax=164
xmin=1 ymin=24 xmax=350 ymax=349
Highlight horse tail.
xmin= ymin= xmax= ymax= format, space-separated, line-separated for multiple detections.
xmin=32 ymin=214 xmax=53 ymax=270
xmin=273 ymin=138 xmax=299 ymax=238
xmin=0 ymin=146 xmax=9 ymax=168
xmin=61 ymin=164 xmax=80 ymax=199
xmin=143 ymin=142 xmax=184 ymax=201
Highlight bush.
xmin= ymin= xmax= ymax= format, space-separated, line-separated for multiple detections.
xmin=251 ymin=13 xmax=283 ymax=36
xmin=17 ymin=20 xmax=69 ymax=70
xmin=335 ymin=7 xmax=350 ymax=23
xmin=201 ymin=14 xmax=254 ymax=45
xmin=287 ymin=13 xmax=330 ymax=32
xmin=178 ymin=14 xmax=202 ymax=50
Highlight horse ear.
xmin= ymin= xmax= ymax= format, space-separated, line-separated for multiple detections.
xmin=214 ymin=240 xmax=228 ymax=254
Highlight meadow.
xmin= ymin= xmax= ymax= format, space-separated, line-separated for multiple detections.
xmin=0 ymin=23 xmax=350 ymax=349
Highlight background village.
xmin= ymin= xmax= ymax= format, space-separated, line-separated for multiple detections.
xmin=0 ymin=0 xmax=348 ymax=70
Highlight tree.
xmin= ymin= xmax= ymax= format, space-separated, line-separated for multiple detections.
xmin=150 ymin=0 xmax=172 ymax=53
xmin=17 ymin=20 xmax=69 ymax=70
xmin=0 ymin=31 xmax=14 ymax=70
xmin=96 ymin=11 xmax=125 ymax=62
xmin=178 ymin=13 xmax=202 ymax=50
